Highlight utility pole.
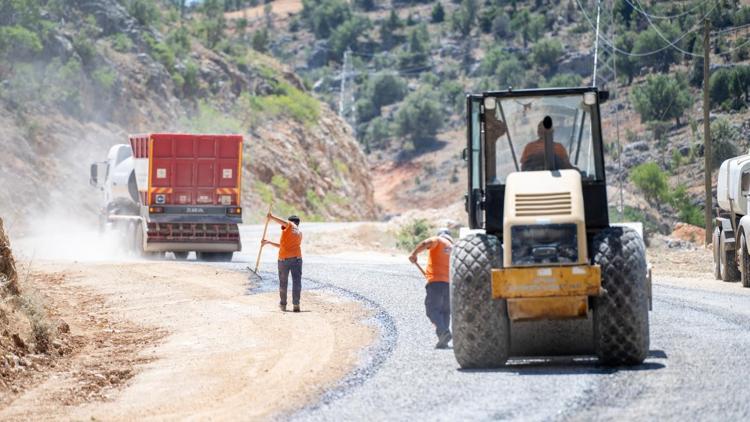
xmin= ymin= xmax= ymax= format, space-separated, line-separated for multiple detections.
xmin=704 ymin=18 xmax=712 ymax=245
xmin=338 ymin=49 xmax=350 ymax=117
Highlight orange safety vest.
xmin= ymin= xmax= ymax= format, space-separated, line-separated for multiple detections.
xmin=279 ymin=223 xmax=302 ymax=259
xmin=426 ymin=236 xmax=452 ymax=283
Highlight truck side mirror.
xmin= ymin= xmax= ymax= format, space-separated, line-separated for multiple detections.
xmin=90 ymin=163 xmax=98 ymax=187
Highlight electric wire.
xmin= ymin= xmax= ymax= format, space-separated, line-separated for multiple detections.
xmin=574 ymin=0 xmax=718 ymax=57
xmin=631 ymin=0 xmax=703 ymax=58
xmin=622 ymin=0 xmax=710 ymax=21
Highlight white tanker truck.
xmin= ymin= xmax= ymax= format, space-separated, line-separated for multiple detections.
xmin=714 ymin=154 xmax=750 ymax=286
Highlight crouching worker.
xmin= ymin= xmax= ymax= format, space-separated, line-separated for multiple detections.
xmin=262 ymin=213 xmax=303 ymax=312
xmin=409 ymin=228 xmax=454 ymax=349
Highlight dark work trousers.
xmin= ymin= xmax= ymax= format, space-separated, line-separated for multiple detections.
xmin=278 ymin=257 xmax=302 ymax=306
xmin=425 ymin=282 xmax=450 ymax=337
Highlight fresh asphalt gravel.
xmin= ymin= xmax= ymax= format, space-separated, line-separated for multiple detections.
xmin=224 ymin=225 xmax=750 ymax=421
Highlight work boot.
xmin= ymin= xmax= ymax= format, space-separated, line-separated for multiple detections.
xmin=293 ymin=304 xmax=300 ymax=313
xmin=435 ymin=331 xmax=452 ymax=349
xmin=280 ymin=303 xmax=286 ymax=312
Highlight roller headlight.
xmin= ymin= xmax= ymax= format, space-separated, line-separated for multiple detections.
xmin=511 ymin=224 xmax=578 ymax=266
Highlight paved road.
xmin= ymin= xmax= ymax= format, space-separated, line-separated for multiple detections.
xmin=229 ymin=224 xmax=750 ymax=421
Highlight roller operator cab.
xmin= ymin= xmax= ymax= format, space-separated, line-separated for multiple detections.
xmin=451 ymin=87 xmax=651 ymax=368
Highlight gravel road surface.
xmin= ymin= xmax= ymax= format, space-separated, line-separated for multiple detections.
xmin=234 ymin=223 xmax=750 ymax=421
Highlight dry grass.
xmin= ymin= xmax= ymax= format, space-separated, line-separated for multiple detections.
xmin=0 ymin=218 xmax=19 ymax=295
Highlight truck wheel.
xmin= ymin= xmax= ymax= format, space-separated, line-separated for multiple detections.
xmin=739 ymin=233 xmax=750 ymax=288
xmin=592 ymin=226 xmax=649 ymax=366
xmin=173 ymin=252 xmax=189 ymax=261
xmin=196 ymin=252 xmax=233 ymax=262
xmin=713 ymin=227 xmax=722 ymax=280
xmin=720 ymin=230 xmax=740 ymax=282
xmin=450 ymin=234 xmax=509 ymax=369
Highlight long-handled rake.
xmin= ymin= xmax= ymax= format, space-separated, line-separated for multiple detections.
xmin=248 ymin=202 xmax=273 ymax=281
xmin=413 ymin=262 xmax=426 ymax=278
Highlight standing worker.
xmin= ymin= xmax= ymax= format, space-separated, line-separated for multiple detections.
xmin=261 ymin=213 xmax=303 ymax=312
xmin=409 ymin=228 xmax=454 ymax=349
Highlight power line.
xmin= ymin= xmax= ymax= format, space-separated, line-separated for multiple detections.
xmin=574 ymin=0 xmax=717 ymax=57
xmin=622 ymin=0 xmax=710 ymax=21
xmin=630 ymin=0 xmax=702 ymax=57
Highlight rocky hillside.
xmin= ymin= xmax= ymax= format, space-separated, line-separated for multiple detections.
xmin=241 ymin=0 xmax=750 ymax=233
xmin=0 ymin=0 xmax=376 ymax=232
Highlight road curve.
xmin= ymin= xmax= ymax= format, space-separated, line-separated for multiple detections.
xmin=232 ymin=223 xmax=750 ymax=420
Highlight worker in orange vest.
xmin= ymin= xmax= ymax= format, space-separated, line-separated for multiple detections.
xmin=409 ymin=228 xmax=454 ymax=349
xmin=262 ymin=213 xmax=303 ymax=312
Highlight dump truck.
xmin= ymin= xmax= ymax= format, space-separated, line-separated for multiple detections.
xmin=90 ymin=133 xmax=244 ymax=261
xmin=714 ymin=154 xmax=750 ymax=287
xmin=451 ymin=87 xmax=651 ymax=368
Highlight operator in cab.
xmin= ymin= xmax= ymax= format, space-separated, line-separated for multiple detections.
xmin=520 ymin=116 xmax=574 ymax=171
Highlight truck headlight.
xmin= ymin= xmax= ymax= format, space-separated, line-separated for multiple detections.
xmin=511 ymin=224 xmax=578 ymax=266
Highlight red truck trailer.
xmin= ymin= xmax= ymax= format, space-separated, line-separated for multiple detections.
xmin=91 ymin=133 xmax=244 ymax=262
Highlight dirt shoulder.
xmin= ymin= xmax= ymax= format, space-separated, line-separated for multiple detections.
xmin=0 ymin=261 xmax=374 ymax=421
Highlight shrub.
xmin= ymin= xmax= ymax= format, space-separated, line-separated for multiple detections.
xmin=92 ymin=67 xmax=116 ymax=91
xmin=182 ymin=101 xmax=244 ymax=133
xmin=710 ymin=68 xmax=732 ymax=106
xmin=633 ymin=24 xmax=681 ymax=72
xmin=398 ymin=23 xmax=430 ymax=69
xmin=111 ymin=33 xmax=134 ymax=52
xmin=669 ymin=184 xmax=703 ymax=227
xmin=531 ymin=39 xmax=563 ymax=76
xmin=0 ymin=25 xmax=43 ymax=59
xmin=711 ymin=117 xmax=741 ymax=170
xmin=431 ymin=2 xmax=445 ymax=23
xmin=541 ymin=73 xmax=582 ymax=88
xmin=251 ymin=28 xmax=269 ymax=53
xmin=491 ymin=12 xmax=511 ymax=39
xmin=494 ymin=57 xmax=524 ymax=89
xmin=395 ymin=87 xmax=445 ymax=148
xmin=127 ymin=0 xmax=161 ymax=27
xmin=630 ymin=162 xmax=668 ymax=203
xmin=302 ymin=0 xmax=352 ymax=39
xmin=396 ymin=219 xmax=434 ymax=251
xmin=632 ymin=73 xmax=691 ymax=125
xmin=245 ymin=81 xmax=321 ymax=125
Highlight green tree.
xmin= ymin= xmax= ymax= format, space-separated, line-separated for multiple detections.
xmin=709 ymin=68 xmax=732 ymax=107
xmin=491 ymin=12 xmax=511 ymax=40
xmin=398 ymin=23 xmax=430 ymax=69
xmin=630 ymin=162 xmax=668 ymax=203
xmin=494 ymin=57 xmax=524 ymax=89
xmin=329 ymin=16 xmax=370 ymax=59
xmin=531 ymin=39 xmax=563 ymax=76
xmin=431 ymin=2 xmax=445 ymax=23
xmin=633 ymin=24 xmax=681 ymax=73
xmin=127 ymin=0 xmax=161 ymax=27
xmin=200 ymin=0 xmax=226 ymax=48
xmin=302 ymin=0 xmax=351 ymax=39
xmin=632 ymin=73 xmax=691 ymax=125
xmin=541 ymin=73 xmax=582 ymax=88
xmin=711 ymin=117 xmax=741 ymax=170
xmin=395 ymin=87 xmax=445 ymax=148
xmin=615 ymin=31 xmax=637 ymax=85
xmin=251 ymin=29 xmax=269 ymax=53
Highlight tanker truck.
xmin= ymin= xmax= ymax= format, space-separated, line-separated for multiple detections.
xmin=714 ymin=154 xmax=750 ymax=286
xmin=90 ymin=133 xmax=244 ymax=262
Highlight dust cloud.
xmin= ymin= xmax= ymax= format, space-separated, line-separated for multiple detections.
xmin=12 ymin=208 xmax=133 ymax=262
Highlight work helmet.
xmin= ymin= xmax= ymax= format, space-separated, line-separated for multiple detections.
xmin=437 ymin=228 xmax=453 ymax=243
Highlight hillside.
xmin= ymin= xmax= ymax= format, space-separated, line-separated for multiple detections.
xmin=0 ymin=0 xmax=376 ymax=233
xmin=236 ymin=0 xmax=750 ymax=233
